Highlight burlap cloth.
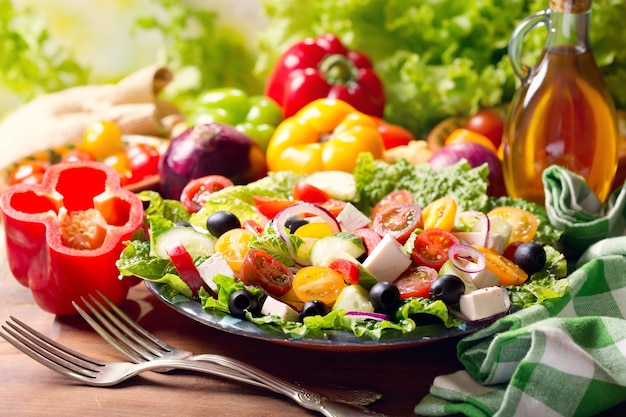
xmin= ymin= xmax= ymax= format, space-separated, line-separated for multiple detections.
xmin=0 ymin=64 xmax=184 ymax=169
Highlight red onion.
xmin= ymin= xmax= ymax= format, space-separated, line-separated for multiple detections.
xmin=448 ymin=244 xmax=486 ymax=274
xmin=345 ymin=311 xmax=391 ymax=321
xmin=272 ymin=203 xmax=341 ymax=265
xmin=428 ymin=141 xmax=506 ymax=197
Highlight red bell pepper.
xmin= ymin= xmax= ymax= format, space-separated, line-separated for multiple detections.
xmin=265 ymin=33 xmax=385 ymax=118
xmin=0 ymin=160 xmax=144 ymax=315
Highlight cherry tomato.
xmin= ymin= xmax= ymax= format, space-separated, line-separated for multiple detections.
xmin=61 ymin=149 xmax=96 ymax=163
xmin=411 ymin=229 xmax=460 ymax=270
xmin=9 ymin=161 xmax=49 ymax=185
xmin=294 ymin=222 xmax=333 ymax=239
xmin=252 ymin=195 xmax=295 ymax=219
xmin=292 ymin=266 xmax=347 ymax=306
xmin=464 ymin=108 xmax=505 ymax=149
xmin=213 ymin=228 xmax=254 ymax=273
xmin=242 ymin=219 xmax=265 ymax=235
xmin=292 ymin=180 xmax=331 ymax=203
xmin=422 ymin=196 xmax=457 ymax=231
xmin=371 ymin=190 xmax=413 ymax=220
xmin=126 ymin=143 xmax=160 ymax=183
xmin=444 ymin=128 xmax=498 ymax=154
xmin=487 ymin=206 xmax=538 ymax=245
xmin=79 ymin=120 xmax=125 ymax=159
xmin=239 ymin=248 xmax=294 ymax=297
xmin=371 ymin=117 xmax=415 ymax=150
xmin=102 ymin=152 xmax=132 ymax=185
xmin=317 ymin=199 xmax=347 ymax=218
xmin=372 ymin=203 xmax=422 ymax=244
xmin=473 ymin=245 xmax=528 ymax=286
xmin=181 ymin=175 xmax=235 ymax=213
xmin=426 ymin=116 xmax=466 ymax=151
xmin=328 ymin=258 xmax=361 ymax=285
xmin=351 ymin=227 xmax=382 ymax=255
xmin=503 ymin=240 xmax=524 ymax=262
xmin=393 ymin=265 xmax=438 ymax=299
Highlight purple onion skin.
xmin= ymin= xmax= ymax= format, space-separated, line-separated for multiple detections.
xmin=428 ymin=141 xmax=506 ymax=197
xmin=159 ymin=123 xmax=267 ymax=200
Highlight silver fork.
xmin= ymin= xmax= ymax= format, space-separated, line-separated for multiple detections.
xmin=73 ymin=293 xmax=382 ymax=407
xmin=0 ymin=316 xmax=385 ymax=417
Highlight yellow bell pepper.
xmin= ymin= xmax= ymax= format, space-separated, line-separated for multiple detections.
xmin=265 ymin=98 xmax=385 ymax=173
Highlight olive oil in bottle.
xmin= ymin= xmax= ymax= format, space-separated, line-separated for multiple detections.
xmin=502 ymin=0 xmax=619 ymax=205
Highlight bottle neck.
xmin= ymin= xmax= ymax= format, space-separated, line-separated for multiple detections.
xmin=546 ymin=9 xmax=591 ymax=53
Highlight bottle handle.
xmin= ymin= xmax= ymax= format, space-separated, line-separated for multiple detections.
xmin=508 ymin=9 xmax=550 ymax=80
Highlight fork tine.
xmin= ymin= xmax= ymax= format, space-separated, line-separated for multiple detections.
xmin=1 ymin=318 xmax=102 ymax=380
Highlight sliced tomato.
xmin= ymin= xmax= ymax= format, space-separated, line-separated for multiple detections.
xmin=213 ymin=228 xmax=254 ymax=273
xmin=371 ymin=190 xmax=413 ymax=219
xmin=411 ymin=229 xmax=460 ymax=270
xmin=181 ymin=175 xmax=235 ymax=213
xmin=239 ymin=248 xmax=294 ymax=297
xmin=317 ymin=199 xmax=347 ymax=218
xmin=252 ymin=195 xmax=296 ymax=219
xmin=165 ymin=240 xmax=205 ymax=296
xmin=292 ymin=266 xmax=347 ymax=306
xmin=474 ymin=245 xmax=528 ymax=286
xmin=422 ymin=196 xmax=457 ymax=231
xmin=292 ymin=180 xmax=331 ymax=203
xmin=242 ymin=219 xmax=265 ymax=235
xmin=352 ymin=227 xmax=382 ymax=255
xmin=393 ymin=265 xmax=438 ymax=299
xmin=372 ymin=203 xmax=422 ymax=244
xmin=487 ymin=206 xmax=539 ymax=245
xmin=328 ymin=258 xmax=361 ymax=285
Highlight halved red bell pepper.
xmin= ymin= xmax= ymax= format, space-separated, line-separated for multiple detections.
xmin=265 ymin=33 xmax=385 ymax=118
xmin=0 ymin=160 xmax=144 ymax=315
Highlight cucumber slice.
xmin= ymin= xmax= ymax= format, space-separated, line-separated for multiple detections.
xmin=331 ymin=285 xmax=374 ymax=312
xmin=309 ymin=232 xmax=365 ymax=267
xmin=305 ymin=171 xmax=356 ymax=201
xmin=152 ymin=226 xmax=215 ymax=259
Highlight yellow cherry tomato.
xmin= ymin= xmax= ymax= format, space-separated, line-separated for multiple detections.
xmin=487 ymin=206 xmax=539 ymax=245
xmin=266 ymin=98 xmax=385 ymax=173
xmin=422 ymin=196 xmax=457 ymax=231
xmin=214 ymin=228 xmax=254 ymax=273
xmin=79 ymin=121 xmax=125 ymax=159
xmin=292 ymin=266 xmax=347 ymax=306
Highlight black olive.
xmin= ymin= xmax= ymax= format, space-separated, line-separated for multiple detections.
xmin=429 ymin=274 xmax=465 ymax=305
xmin=284 ymin=216 xmax=309 ymax=234
xmin=206 ymin=211 xmax=241 ymax=237
xmin=298 ymin=300 xmax=330 ymax=321
xmin=369 ymin=282 xmax=400 ymax=315
xmin=174 ymin=221 xmax=193 ymax=228
xmin=514 ymin=242 xmax=547 ymax=274
xmin=227 ymin=289 xmax=260 ymax=319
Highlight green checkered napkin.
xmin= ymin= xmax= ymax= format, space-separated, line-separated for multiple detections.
xmin=414 ymin=166 xmax=626 ymax=417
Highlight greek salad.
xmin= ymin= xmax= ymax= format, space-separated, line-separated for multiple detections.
xmin=117 ymin=153 xmax=568 ymax=340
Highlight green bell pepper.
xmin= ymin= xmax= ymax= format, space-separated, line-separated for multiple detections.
xmin=189 ymin=88 xmax=284 ymax=152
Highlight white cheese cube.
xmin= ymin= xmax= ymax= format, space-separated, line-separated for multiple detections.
xmin=196 ymin=252 xmax=235 ymax=291
xmin=337 ymin=203 xmax=371 ymax=232
xmin=459 ymin=286 xmax=509 ymax=321
xmin=470 ymin=268 xmax=500 ymax=288
xmin=261 ymin=295 xmax=300 ymax=322
xmin=362 ymin=234 xmax=411 ymax=282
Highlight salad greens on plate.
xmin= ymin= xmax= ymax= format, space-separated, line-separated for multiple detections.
xmin=117 ymin=154 xmax=568 ymax=341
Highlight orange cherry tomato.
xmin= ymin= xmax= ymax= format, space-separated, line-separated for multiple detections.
xmin=487 ymin=206 xmax=539 ymax=245
xmin=473 ymin=245 xmax=528 ymax=286
xmin=292 ymin=266 xmax=347 ymax=306
xmin=444 ymin=128 xmax=498 ymax=154
xmin=422 ymin=196 xmax=457 ymax=231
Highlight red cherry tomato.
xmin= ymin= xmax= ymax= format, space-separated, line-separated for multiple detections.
xmin=252 ymin=195 xmax=295 ymax=219
xmin=352 ymin=227 xmax=382 ymax=255
xmin=411 ymin=229 xmax=460 ymax=270
xmin=126 ymin=143 xmax=161 ymax=183
xmin=239 ymin=248 xmax=294 ymax=297
xmin=317 ymin=199 xmax=347 ymax=218
xmin=371 ymin=190 xmax=413 ymax=219
xmin=292 ymin=180 xmax=331 ymax=203
xmin=180 ymin=175 xmax=235 ymax=213
xmin=371 ymin=117 xmax=415 ymax=150
xmin=393 ymin=265 xmax=438 ymax=299
xmin=372 ymin=203 xmax=422 ymax=244
xmin=9 ymin=161 xmax=50 ymax=185
xmin=464 ymin=108 xmax=505 ymax=149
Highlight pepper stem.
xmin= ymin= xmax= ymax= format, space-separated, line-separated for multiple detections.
xmin=319 ymin=54 xmax=357 ymax=85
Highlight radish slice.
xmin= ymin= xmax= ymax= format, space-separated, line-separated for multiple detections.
xmin=448 ymin=244 xmax=486 ymax=274
xmin=273 ymin=203 xmax=341 ymax=265
xmin=455 ymin=210 xmax=490 ymax=247
xmin=345 ymin=311 xmax=391 ymax=321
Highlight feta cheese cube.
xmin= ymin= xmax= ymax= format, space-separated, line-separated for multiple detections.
xmin=337 ymin=203 xmax=371 ymax=232
xmin=362 ymin=234 xmax=411 ymax=282
xmin=261 ymin=295 xmax=300 ymax=322
xmin=196 ymin=252 xmax=235 ymax=291
xmin=459 ymin=286 xmax=509 ymax=321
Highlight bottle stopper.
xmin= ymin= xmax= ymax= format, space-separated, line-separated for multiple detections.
xmin=550 ymin=0 xmax=591 ymax=13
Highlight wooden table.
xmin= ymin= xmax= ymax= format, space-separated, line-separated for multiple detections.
xmin=1 ymin=225 xmax=625 ymax=417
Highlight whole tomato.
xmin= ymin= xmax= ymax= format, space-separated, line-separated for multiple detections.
xmin=126 ymin=143 xmax=161 ymax=184
xmin=464 ymin=108 xmax=505 ymax=149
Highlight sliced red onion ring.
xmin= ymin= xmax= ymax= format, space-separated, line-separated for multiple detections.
xmin=448 ymin=244 xmax=486 ymax=274
xmin=345 ymin=311 xmax=391 ymax=321
xmin=455 ymin=210 xmax=490 ymax=247
xmin=273 ymin=202 xmax=341 ymax=266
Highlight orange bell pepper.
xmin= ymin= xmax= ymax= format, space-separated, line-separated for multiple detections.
xmin=265 ymin=98 xmax=385 ymax=174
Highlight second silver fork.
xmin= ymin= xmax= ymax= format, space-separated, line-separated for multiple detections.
xmin=73 ymin=293 xmax=382 ymax=409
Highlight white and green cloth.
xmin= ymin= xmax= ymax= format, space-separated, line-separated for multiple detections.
xmin=414 ymin=166 xmax=626 ymax=417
